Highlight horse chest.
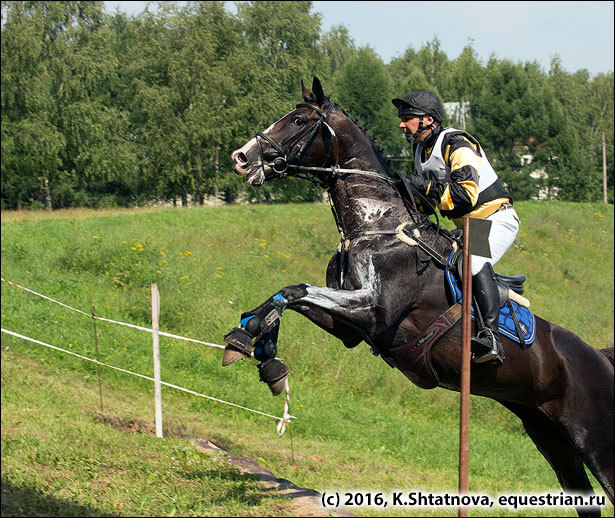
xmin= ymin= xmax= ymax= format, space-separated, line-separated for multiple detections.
xmin=355 ymin=199 xmax=396 ymax=223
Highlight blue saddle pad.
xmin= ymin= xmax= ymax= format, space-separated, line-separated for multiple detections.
xmin=445 ymin=268 xmax=536 ymax=346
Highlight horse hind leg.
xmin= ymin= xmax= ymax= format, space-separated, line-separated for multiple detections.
xmin=557 ymin=347 xmax=614 ymax=505
xmin=502 ymin=402 xmax=604 ymax=517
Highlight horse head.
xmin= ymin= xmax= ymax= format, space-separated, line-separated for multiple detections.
xmin=231 ymin=77 xmax=336 ymax=187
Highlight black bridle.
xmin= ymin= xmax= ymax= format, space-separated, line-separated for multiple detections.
xmin=255 ymin=100 xmax=444 ymax=220
xmin=253 ymin=101 xmax=336 ymax=182
xmin=249 ymin=99 xmax=458 ymax=286
xmin=253 ymin=100 xmax=408 ymax=193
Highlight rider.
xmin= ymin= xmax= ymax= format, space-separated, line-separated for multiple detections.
xmin=392 ymin=89 xmax=520 ymax=365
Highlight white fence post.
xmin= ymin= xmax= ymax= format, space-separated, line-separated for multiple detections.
xmin=2 ymin=277 xmax=294 ymax=433
xmin=151 ymin=283 xmax=163 ymax=438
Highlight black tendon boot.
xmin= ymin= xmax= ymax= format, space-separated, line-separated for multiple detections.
xmin=471 ymin=263 xmax=504 ymax=365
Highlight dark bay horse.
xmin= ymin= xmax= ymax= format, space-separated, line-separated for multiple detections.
xmin=225 ymin=77 xmax=614 ymax=515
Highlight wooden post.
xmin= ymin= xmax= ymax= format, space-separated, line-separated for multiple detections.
xmin=151 ymin=283 xmax=163 ymax=438
xmin=459 ymin=216 xmax=472 ymax=517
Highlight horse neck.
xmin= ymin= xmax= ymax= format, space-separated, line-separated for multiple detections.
xmin=328 ymin=122 xmax=417 ymax=237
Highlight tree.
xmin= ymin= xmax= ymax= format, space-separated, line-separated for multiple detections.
xmin=448 ymin=43 xmax=484 ymax=128
xmin=1 ymin=1 xmax=138 ymax=209
xmin=470 ymin=59 xmax=554 ymax=200
xmin=414 ymin=37 xmax=451 ymax=99
xmin=547 ymin=58 xmax=613 ymax=201
xmin=334 ymin=47 xmax=404 ymax=159
xmin=2 ymin=1 xmax=611 ymax=208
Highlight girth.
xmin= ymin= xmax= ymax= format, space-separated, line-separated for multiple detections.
xmin=378 ymin=304 xmax=462 ymax=389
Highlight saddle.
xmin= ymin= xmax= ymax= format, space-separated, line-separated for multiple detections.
xmin=445 ymin=249 xmax=536 ymax=347
xmin=447 ymin=248 xmax=529 ymax=307
xmin=378 ymin=224 xmax=535 ymax=389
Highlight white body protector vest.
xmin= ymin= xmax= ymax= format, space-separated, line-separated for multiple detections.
xmin=414 ymin=127 xmax=498 ymax=194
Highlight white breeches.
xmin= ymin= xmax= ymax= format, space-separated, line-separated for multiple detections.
xmin=470 ymin=208 xmax=520 ymax=276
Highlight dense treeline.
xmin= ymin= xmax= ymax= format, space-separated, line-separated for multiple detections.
xmin=1 ymin=1 xmax=613 ymax=210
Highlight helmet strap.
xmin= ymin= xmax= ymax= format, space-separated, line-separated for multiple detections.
xmin=409 ymin=115 xmax=435 ymax=141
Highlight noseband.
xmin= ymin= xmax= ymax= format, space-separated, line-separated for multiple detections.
xmin=254 ymin=101 xmax=335 ymax=180
xmin=251 ymin=100 xmax=437 ymax=221
xmin=250 ymin=99 xmax=450 ymax=281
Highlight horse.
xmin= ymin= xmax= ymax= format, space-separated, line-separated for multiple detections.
xmin=224 ymin=77 xmax=614 ymax=516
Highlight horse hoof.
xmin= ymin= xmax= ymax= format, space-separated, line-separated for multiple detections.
xmin=222 ymin=328 xmax=253 ymax=366
xmin=222 ymin=345 xmax=249 ymax=366
xmin=258 ymin=359 xmax=289 ymax=396
xmin=267 ymin=374 xmax=288 ymax=396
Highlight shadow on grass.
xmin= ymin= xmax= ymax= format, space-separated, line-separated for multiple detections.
xmin=1 ymin=479 xmax=119 ymax=517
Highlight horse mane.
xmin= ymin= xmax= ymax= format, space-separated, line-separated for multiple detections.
xmin=332 ymin=99 xmax=443 ymax=227
xmin=328 ymin=99 xmax=453 ymax=248
xmin=334 ymin=101 xmax=397 ymax=178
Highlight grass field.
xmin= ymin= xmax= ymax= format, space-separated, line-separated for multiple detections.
xmin=1 ymin=201 xmax=613 ymax=517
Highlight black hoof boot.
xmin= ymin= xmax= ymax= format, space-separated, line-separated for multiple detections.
xmin=472 ymin=330 xmax=504 ymax=365
xmin=258 ymin=358 xmax=289 ymax=396
xmin=222 ymin=327 xmax=253 ymax=366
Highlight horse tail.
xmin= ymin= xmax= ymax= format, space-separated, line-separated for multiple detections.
xmin=599 ymin=347 xmax=614 ymax=368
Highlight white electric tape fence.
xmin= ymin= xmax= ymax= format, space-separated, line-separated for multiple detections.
xmin=1 ymin=277 xmax=295 ymax=435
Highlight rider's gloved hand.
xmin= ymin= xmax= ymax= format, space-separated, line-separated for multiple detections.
xmin=406 ymin=174 xmax=430 ymax=195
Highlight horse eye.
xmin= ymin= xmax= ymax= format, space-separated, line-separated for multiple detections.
xmin=293 ymin=117 xmax=306 ymax=127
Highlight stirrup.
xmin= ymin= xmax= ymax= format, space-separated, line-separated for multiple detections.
xmin=472 ymin=330 xmax=503 ymax=365
xmin=473 ymin=348 xmax=503 ymax=365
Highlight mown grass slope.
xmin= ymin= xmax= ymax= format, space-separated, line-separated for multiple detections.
xmin=1 ymin=201 xmax=613 ymax=517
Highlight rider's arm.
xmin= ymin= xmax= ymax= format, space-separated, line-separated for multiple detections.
xmin=414 ymin=135 xmax=481 ymax=215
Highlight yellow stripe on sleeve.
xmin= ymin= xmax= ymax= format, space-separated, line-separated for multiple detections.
xmin=459 ymin=180 xmax=479 ymax=205
xmin=449 ymin=146 xmax=481 ymax=175
xmin=439 ymin=184 xmax=454 ymax=211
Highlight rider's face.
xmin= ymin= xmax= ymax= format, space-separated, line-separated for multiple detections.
xmin=399 ymin=115 xmax=435 ymax=144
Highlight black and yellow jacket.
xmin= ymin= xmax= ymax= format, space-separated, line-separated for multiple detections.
xmin=412 ymin=125 xmax=510 ymax=227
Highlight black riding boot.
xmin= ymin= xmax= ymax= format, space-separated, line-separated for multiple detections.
xmin=471 ymin=263 xmax=504 ymax=365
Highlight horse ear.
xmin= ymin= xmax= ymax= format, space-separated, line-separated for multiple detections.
xmin=312 ymin=76 xmax=325 ymax=105
xmin=301 ymin=80 xmax=314 ymax=102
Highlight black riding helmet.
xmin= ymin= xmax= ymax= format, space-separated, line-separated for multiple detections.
xmin=392 ymin=89 xmax=445 ymax=123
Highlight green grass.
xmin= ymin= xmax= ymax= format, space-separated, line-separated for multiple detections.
xmin=1 ymin=201 xmax=613 ymax=517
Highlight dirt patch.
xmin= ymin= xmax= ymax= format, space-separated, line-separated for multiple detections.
xmin=91 ymin=412 xmax=194 ymax=438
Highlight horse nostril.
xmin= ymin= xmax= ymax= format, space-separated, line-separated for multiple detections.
xmin=233 ymin=151 xmax=248 ymax=166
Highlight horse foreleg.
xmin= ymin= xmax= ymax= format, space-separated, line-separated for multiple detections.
xmin=223 ymin=281 xmax=378 ymax=394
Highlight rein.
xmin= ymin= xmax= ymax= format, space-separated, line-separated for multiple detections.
xmin=252 ymin=100 xmax=458 ymax=282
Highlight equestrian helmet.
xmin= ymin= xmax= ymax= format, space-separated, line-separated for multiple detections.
xmin=392 ymin=89 xmax=445 ymax=123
